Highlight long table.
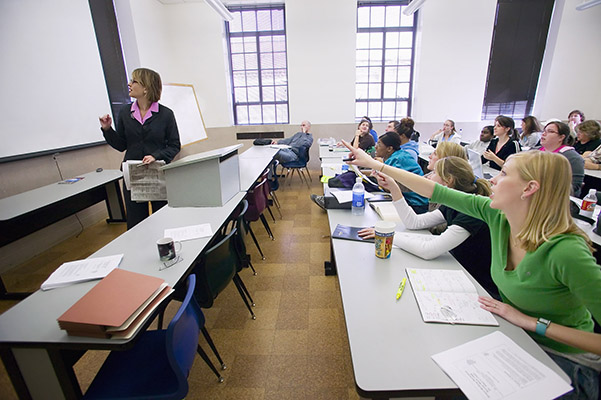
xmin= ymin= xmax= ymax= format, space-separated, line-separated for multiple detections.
xmin=0 ymin=146 xmax=278 ymax=399
xmin=327 ymin=201 xmax=570 ymax=398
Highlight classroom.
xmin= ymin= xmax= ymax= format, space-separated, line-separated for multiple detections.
xmin=1 ymin=0 xmax=600 ymax=399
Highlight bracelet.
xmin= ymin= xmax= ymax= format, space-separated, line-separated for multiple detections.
xmin=535 ymin=317 xmax=551 ymax=336
xmin=379 ymin=163 xmax=386 ymax=173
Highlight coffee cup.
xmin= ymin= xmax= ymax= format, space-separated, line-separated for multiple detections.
xmin=374 ymin=221 xmax=396 ymax=259
xmin=157 ymin=237 xmax=182 ymax=262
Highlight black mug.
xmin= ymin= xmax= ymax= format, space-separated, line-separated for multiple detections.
xmin=156 ymin=237 xmax=181 ymax=262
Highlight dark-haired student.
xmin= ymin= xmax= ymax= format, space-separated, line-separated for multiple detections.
xmin=540 ymin=121 xmax=584 ymax=197
xmin=374 ymin=132 xmax=428 ymax=214
xmin=396 ymin=118 xmax=420 ymax=162
xmin=482 ymin=115 xmax=521 ymax=170
xmin=574 ymin=120 xmax=601 ymax=155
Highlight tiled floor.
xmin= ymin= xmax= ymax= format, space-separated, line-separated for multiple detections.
xmin=0 ymin=169 xmax=362 ymax=400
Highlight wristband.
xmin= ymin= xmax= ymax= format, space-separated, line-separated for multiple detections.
xmin=379 ymin=163 xmax=386 ymax=173
xmin=535 ymin=317 xmax=551 ymax=336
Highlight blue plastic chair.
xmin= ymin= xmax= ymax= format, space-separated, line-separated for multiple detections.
xmin=83 ymin=275 xmax=223 ymax=399
xmin=281 ymin=145 xmax=312 ymax=188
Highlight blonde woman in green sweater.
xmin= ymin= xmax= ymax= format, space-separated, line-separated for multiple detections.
xmin=342 ymin=140 xmax=601 ymax=399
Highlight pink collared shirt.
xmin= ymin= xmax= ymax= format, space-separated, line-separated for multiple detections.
xmin=539 ymin=145 xmax=572 ymax=153
xmin=130 ymin=101 xmax=159 ymax=124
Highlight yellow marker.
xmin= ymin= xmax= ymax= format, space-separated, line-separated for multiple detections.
xmin=396 ymin=277 xmax=407 ymax=300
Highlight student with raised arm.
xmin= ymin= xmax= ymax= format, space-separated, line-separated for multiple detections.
xmin=342 ymin=140 xmax=601 ymax=399
xmin=358 ymin=156 xmax=498 ymax=299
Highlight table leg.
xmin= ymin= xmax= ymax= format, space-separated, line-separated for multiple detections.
xmin=5 ymin=347 xmax=82 ymax=400
xmin=104 ymin=181 xmax=126 ymax=223
xmin=324 ymin=240 xmax=337 ymax=276
xmin=0 ymin=276 xmax=30 ymax=300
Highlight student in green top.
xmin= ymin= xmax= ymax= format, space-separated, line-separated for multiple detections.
xmin=342 ymin=140 xmax=601 ymax=399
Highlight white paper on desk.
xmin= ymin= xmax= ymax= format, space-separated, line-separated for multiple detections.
xmin=269 ymin=144 xmax=291 ymax=149
xmin=164 ymin=223 xmax=212 ymax=242
xmin=432 ymin=331 xmax=572 ymax=400
xmin=331 ymin=190 xmax=374 ymax=203
xmin=41 ymin=254 xmax=123 ymax=290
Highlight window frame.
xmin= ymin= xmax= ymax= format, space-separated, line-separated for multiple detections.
xmin=355 ymin=0 xmax=416 ymax=122
xmin=225 ymin=5 xmax=290 ymax=125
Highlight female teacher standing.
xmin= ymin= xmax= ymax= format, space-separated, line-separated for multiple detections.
xmin=99 ymin=68 xmax=181 ymax=229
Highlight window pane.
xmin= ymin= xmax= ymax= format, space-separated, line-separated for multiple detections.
xmin=396 ymin=101 xmax=408 ymax=116
xmin=245 ymin=53 xmax=258 ymax=70
xmin=356 ymin=84 xmax=368 ymax=99
xmin=369 ymin=32 xmax=383 ymax=48
xmin=262 ymin=86 xmax=275 ymax=102
xmin=370 ymin=6 xmax=385 ymax=27
xmin=273 ymin=35 xmax=286 ymax=52
xmin=257 ymin=10 xmax=271 ymax=31
xmin=368 ymin=67 xmax=382 ymax=82
xmin=382 ymin=101 xmax=396 ymax=118
xmin=272 ymin=9 xmax=284 ymax=30
xmin=397 ymin=66 xmax=410 ymax=82
xmin=247 ymin=71 xmax=259 ymax=86
xmin=357 ymin=50 xmax=369 ymax=67
xmin=384 ymin=66 xmax=397 ymax=82
xmin=396 ymin=83 xmax=410 ymax=98
xmin=275 ymin=86 xmax=287 ymax=101
xmin=233 ymin=71 xmax=246 ymax=86
xmin=400 ymin=9 xmax=414 ymax=27
xmin=399 ymin=32 xmax=413 ymax=48
xmin=398 ymin=49 xmax=412 ymax=66
xmin=234 ymin=87 xmax=247 ymax=102
xmin=262 ymin=105 xmax=276 ymax=123
xmin=357 ymin=33 xmax=370 ymax=49
xmin=358 ymin=7 xmax=370 ymax=28
xmin=260 ymin=37 xmax=272 ymax=52
xmin=230 ymin=38 xmax=244 ymax=53
xmin=383 ymin=82 xmax=396 ymax=98
xmin=385 ymin=49 xmax=399 ymax=66
xmin=357 ymin=67 xmax=369 ymax=83
xmin=244 ymin=37 xmax=256 ymax=52
xmin=386 ymin=32 xmax=399 ymax=48
xmin=236 ymin=105 xmax=249 ymax=124
xmin=356 ymin=102 xmax=368 ymax=118
xmin=247 ymin=86 xmax=260 ymax=102
xmin=273 ymin=52 xmax=286 ymax=68
xmin=262 ymin=70 xmax=274 ymax=85
xmin=276 ymin=104 xmax=288 ymax=123
xmin=260 ymin=53 xmax=273 ymax=69
xmin=229 ymin=13 xmax=242 ymax=33
xmin=385 ymin=6 xmax=401 ymax=27
xmin=369 ymin=49 xmax=382 ymax=66
xmin=249 ymin=105 xmax=262 ymax=124
xmin=368 ymin=83 xmax=381 ymax=99
xmin=368 ymin=101 xmax=381 ymax=117
xmin=274 ymin=69 xmax=287 ymax=85
xmin=232 ymin=54 xmax=245 ymax=71
xmin=242 ymin=11 xmax=257 ymax=31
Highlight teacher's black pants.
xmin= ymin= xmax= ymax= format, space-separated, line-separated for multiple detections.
xmin=123 ymin=182 xmax=167 ymax=230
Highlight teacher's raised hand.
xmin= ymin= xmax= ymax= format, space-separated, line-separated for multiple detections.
xmin=99 ymin=114 xmax=112 ymax=131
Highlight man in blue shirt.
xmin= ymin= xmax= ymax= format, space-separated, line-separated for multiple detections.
xmin=273 ymin=120 xmax=313 ymax=163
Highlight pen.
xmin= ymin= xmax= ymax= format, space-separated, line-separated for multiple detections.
xmin=396 ymin=277 xmax=407 ymax=300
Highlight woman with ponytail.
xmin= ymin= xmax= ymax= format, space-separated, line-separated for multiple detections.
xmin=358 ymin=156 xmax=498 ymax=298
xmin=482 ymin=115 xmax=521 ymax=170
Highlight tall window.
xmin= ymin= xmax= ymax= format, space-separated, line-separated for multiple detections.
xmin=356 ymin=1 xmax=416 ymax=122
xmin=226 ymin=5 xmax=289 ymax=125
xmin=481 ymin=0 xmax=554 ymax=120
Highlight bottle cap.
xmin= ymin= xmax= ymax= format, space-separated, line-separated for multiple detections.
xmin=356 ymin=177 xmax=362 ymax=183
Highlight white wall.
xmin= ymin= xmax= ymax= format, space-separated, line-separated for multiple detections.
xmin=535 ymin=0 xmax=601 ymax=121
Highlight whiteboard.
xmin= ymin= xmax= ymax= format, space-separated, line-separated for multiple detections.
xmin=161 ymin=84 xmax=207 ymax=146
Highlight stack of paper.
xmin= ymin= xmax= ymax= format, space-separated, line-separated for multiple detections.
xmin=57 ymin=269 xmax=172 ymax=339
xmin=41 ymin=254 xmax=124 ymax=291
xmin=369 ymin=202 xmax=402 ymax=223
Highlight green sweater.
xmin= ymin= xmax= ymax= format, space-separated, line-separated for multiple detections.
xmin=432 ymin=184 xmax=601 ymax=353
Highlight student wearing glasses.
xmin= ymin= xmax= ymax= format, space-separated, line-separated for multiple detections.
xmin=99 ymin=68 xmax=181 ymax=229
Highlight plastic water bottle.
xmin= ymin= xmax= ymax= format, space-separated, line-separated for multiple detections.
xmin=580 ymin=189 xmax=597 ymax=218
xmin=352 ymin=177 xmax=365 ymax=216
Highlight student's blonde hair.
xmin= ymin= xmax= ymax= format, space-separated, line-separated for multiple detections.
xmin=435 ymin=142 xmax=467 ymax=160
xmin=509 ymin=151 xmax=592 ymax=252
xmin=132 ymin=68 xmax=162 ymax=102
xmin=435 ymin=156 xmax=491 ymax=196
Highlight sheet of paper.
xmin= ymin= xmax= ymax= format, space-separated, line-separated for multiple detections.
xmin=127 ymin=160 xmax=167 ymax=202
xmin=164 ymin=223 xmax=212 ymax=242
xmin=269 ymin=144 xmax=291 ymax=149
xmin=432 ymin=331 xmax=572 ymax=400
xmin=41 ymin=254 xmax=123 ymax=290
xmin=331 ymin=190 xmax=374 ymax=203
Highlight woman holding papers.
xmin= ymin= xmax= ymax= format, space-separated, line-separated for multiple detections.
xmin=358 ymin=156 xmax=498 ymax=299
xmin=99 ymin=68 xmax=181 ymax=229
xmin=374 ymin=132 xmax=428 ymax=214
xmin=344 ymin=141 xmax=601 ymax=399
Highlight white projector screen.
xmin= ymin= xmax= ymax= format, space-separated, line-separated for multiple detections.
xmin=0 ymin=0 xmax=111 ymax=161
